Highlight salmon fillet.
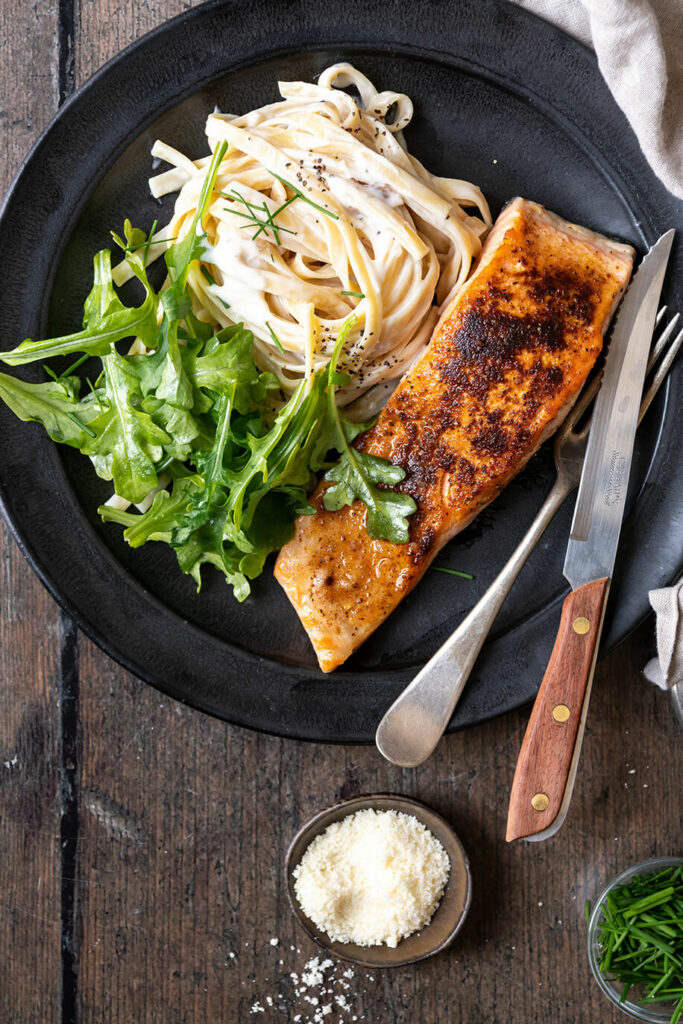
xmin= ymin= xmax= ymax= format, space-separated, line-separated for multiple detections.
xmin=275 ymin=198 xmax=634 ymax=672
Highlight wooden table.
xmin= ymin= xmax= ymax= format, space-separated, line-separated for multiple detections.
xmin=1 ymin=3 xmax=681 ymax=1021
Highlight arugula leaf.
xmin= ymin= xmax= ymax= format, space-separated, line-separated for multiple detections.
xmin=130 ymin=143 xmax=228 ymax=408
xmin=83 ymin=249 xmax=120 ymax=325
xmin=155 ymin=319 xmax=194 ymax=408
xmin=99 ymin=454 xmax=296 ymax=604
xmin=321 ymin=324 xmax=416 ymax=544
xmin=0 ymin=373 xmax=100 ymax=447
xmin=199 ymin=392 xmax=235 ymax=502
xmin=235 ymin=490 xmax=305 ymax=577
xmin=99 ymin=474 xmax=256 ymax=597
xmin=183 ymin=324 xmax=269 ymax=411
xmin=171 ymin=486 xmax=305 ymax=601
xmin=1 ymin=250 xmax=158 ymax=366
xmin=222 ymin=373 xmax=327 ymax=538
xmin=99 ymin=475 xmax=201 ymax=546
xmin=175 ymin=526 xmax=252 ymax=601
xmin=83 ymin=351 xmax=170 ymax=503
xmin=110 ymin=218 xmax=149 ymax=256
xmin=323 ymin=452 xmax=415 ymax=543
xmin=161 ymin=141 xmax=228 ymax=322
xmin=129 ymin=299 xmax=193 ymax=407
xmin=143 ymin=398 xmax=200 ymax=462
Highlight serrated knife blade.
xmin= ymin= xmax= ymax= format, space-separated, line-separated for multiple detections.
xmin=564 ymin=229 xmax=675 ymax=590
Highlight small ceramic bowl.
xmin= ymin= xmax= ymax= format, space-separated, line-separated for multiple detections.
xmin=285 ymin=793 xmax=472 ymax=968
xmin=587 ymin=856 xmax=683 ymax=1022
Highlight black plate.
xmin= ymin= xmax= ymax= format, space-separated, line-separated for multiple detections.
xmin=0 ymin=0 xmax=681 ymax=741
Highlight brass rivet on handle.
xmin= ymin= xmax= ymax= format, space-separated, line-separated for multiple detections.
xmin=531 ymin=792 xmax=550 ymax=812
xmin=573 ymin=616 xmax=590 ymax=635
xmin=553 ymin=704 xmax=571 ymax=723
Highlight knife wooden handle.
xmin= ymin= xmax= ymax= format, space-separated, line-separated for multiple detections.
xmin=506 ymin=576 xmax=610 ymax=842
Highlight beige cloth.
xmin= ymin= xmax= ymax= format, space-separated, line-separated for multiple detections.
xmin=644 ymin=580 xmax=683 ymax=689
xmin=512 ymin=0 xmax=683 ymax=199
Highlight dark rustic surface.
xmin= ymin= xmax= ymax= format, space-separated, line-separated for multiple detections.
xmin=1 ymin=3 xmax=681 ymax=1022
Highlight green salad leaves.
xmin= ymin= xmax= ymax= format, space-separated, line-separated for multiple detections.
xmin=0 ymin=144 xmax=416 ymax=599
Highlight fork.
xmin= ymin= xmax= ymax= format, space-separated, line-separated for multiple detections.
xmin=375 ymin=308 xmax=683 ymax=767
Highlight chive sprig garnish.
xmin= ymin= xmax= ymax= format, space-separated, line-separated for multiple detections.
xmin=431 ymin=566 xmax=474 ymax=579
xmin=222 ymin=189 xmax=297 ymax=245
xmin=589 ymin=864 xmax=683 ymax=1022
xmin=220 ymin=170 xmax=338 ymax=247
xmin=267 ymin=170 xmax=340 ymax=220
xmin=265 ymin=321 xmax=286 ymax=355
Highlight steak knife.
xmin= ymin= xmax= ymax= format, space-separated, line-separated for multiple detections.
xmin=506 ymin=229 xmax=675 ymax=843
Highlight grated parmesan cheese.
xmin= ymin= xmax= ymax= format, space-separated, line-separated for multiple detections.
xmin=293 ymin=808 xmax=450 ymax=947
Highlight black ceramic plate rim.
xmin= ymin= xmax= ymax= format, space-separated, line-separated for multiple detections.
xmin=284 ymin=793 xmax=473 ymax=967
xmin=0 ymin=0 xmax=680 ymax=741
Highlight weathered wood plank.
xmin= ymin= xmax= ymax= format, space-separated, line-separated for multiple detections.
xmin=74 ymin=614 xmax=682 ymax=1023
xmin=0 ymin=6 xmax=63 ymax=1022
xmin=75 ymin=0 xmax=202 ymax=81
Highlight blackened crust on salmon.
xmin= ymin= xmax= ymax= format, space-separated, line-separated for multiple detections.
xmin=444 ymin=255 xmax=603 ymax=369
xmin=412 ymin=525 xmax=436 ymax=564
xmin=385 ymin=257 xmax=607 ymax=512
xmin=526 ymin=265 xmax=603 ymax=323
xmin=472 ymin=424 xmax=509 ymax=456
xmin=458 ymin=305 xmax=566 ymax=360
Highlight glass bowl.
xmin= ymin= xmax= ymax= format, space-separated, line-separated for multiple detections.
xmin=587 ymin=857 xmax=683 ymax=1022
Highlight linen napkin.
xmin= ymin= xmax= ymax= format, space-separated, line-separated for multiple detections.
xmin=511 ymin=0 xmax=683 ymax=199
xmin=644 ymin=580 xmax=683 ymax=689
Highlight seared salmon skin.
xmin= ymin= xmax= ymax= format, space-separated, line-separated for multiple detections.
xmin=275 ymin=198 xmax=634 ymax=672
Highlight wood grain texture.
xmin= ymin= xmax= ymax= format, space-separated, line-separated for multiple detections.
xmin=0 ymin=3 xmax=62 ymax=1023
xmin=506 ymin=576 xmax=610 ymax=841
xmin=0 ymin=4 xmax=682 ymax=1023
xmin=72 ymin=622 xmax=682 ymax=1024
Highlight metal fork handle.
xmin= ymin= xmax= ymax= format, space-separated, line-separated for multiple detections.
xmin=375 ymin=474 xmax=574 ymax=766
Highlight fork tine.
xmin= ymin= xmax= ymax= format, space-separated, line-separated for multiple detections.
xmin=639 ymin=322 xmax=683 ymax=425
xmin=647 ymin=312 xmax=680 ymax=373
xmin=560 ymin=306 xmax=678 ymax=441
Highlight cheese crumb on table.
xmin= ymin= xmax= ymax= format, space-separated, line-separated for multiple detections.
xmin=293 ymin=808 xmax=450 ymax=947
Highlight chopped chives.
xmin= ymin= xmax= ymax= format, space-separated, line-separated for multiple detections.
xmin=342 ymin=290 xmax=365 ymax=298
xmin=592 ymin=864 xmax=683 ymax=1021
xmin=141 ymin=218 xmax=158 ymax=266
xmin=671 ymin=995 xmax=683 ymax=1024
xmin=265 ymin=321 xmax=285 ymax=355
xmin=59 ymin=353 xmax=90 ymax=379
xmin=431 ymin=566 xmax=474 ymax=579
xmin=624 ymin=888 xmax=676 ymax=919
xmin=200 ymin=264 xmax=230 ymax=309
xmin=43 ymin=353 xmax=90 ymax=387
xmin=222 ymin=189 xmax=296 ymax=246
xmin=65 ymin=411 xmax=96 ymax=437
xmin=268 ymin=170 xmax=339 ymax=220
xmin=85 ymin=377 xmax=103 ymax=411
xmin=127 ymin=229 xmax=176 ymax=254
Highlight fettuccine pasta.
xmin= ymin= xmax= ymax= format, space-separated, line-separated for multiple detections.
xmin=115 ymin=63 xmax=491 ymax=414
